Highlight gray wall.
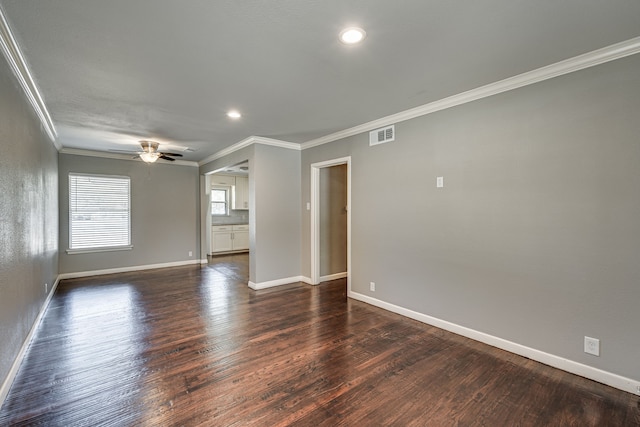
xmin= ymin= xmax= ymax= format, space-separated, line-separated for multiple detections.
xmin=319 ymin=165 xmax=347 ymax=277
xmin=200 ymin=144 xmax=301 ymax=284
xmin=59 ymin=154 xmax=199 ymax=274
xmin=253 ymin=144 xmax=301 ymax=283
xmin=0 ymin=55 xmax=58 ymax=389
xmin=301 ymin=54 xmax=640 ymax=381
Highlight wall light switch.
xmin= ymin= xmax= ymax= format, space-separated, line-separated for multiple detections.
xmin=306 ymin=202 xmax=310 ymax=210
xmin=436 ymin=176 xmax=444 ymax=188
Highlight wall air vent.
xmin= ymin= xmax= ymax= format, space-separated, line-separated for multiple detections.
xmin=369 ymin=125 xmax=395 ymax=146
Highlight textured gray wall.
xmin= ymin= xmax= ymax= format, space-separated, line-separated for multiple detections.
xmin=58 ymin=154 xmax=199 ymax=274
xmin=301 ymin=54 xmax=640 ymax=381
xmin=0 ymin=56 xmax=58 ymax=388
xmin=253 ymin=144 xmax=301 ymax=283
xmin=319 ymin=165 xmax=347 ymax=277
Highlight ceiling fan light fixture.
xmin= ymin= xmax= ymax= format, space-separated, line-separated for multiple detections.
xmin=139 ymin=140 xmax=159 ymax=152
xmin=139 ymin=151 xmax=160 ymax=163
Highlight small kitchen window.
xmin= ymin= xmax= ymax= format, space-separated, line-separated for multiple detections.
xmin=211 ymin=187 xmax=229 ymax=216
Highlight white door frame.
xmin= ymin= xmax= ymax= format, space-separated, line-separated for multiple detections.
xmin=310 ymin=156 xmax=351 ymax=292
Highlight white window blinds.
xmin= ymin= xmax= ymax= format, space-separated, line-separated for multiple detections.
xmin=69 ymin=174 xmax=131 ymax=250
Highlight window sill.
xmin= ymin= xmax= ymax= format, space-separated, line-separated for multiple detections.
xmin=66 ymin=245 xmax=133 ymax=255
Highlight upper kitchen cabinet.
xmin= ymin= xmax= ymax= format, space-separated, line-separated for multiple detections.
xmin=211 ymin=174 xmax=236 ymax=187
xmin=233 ymin=176 xmax=249 ymax=210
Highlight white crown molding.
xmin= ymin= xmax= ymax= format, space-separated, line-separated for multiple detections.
xmin=198 ymin=135 xmax=300 ymax=167
xmin=252 ymin=136 xmax=302 ymax=151
xmin=59 ymin=148 xmax=199 ymax=167
xmin=0 ymin=6 xmax=58 ymax=146
xmin=349 ymin=291 xmax=640 ymax=396
xmin=301 ymin=36 xmax=640 ymax=150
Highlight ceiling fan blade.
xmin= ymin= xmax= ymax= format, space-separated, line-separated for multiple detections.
xmin=159 ymin=155 xmax=176 ymax=161
xmin=159 ymin=152 xmax=183 ymax=157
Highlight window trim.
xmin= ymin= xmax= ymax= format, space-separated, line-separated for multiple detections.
xmin=67 ymin=172 xmax=132 ymax=254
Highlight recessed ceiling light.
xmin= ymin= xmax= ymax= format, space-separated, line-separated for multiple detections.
xmin=227 ymin=110 xmax=242 ymax=119
xmin=339 ymin=27 xmax=366 ymax=45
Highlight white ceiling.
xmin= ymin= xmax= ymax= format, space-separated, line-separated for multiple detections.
xmin=2 ymin=0 xmax=640 ymax=162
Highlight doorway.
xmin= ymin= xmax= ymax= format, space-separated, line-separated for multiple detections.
xmin=310 ymin=157 xmax=351 ymax=293
xmin=203 ymin=160 xmax=250 ymax=259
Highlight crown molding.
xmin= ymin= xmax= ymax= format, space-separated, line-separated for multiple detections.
xmin=198 ymin=135 xmax=300 ymax=167
xmin=60 ymin=148 xmax=199 ymax=167
xmin=301 ymin=36 xmax=640 ymax=150
xmin=0 ymin=6 xmax=58 ymax=146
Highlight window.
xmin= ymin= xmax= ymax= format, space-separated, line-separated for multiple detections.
xmin=69 ymin=173 xmax=131 ymax=251
xmin=211 ymin=187 xmax=229 ymax=216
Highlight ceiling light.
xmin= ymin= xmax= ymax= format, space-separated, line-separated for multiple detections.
xmin=139 ymin=152 xmax=160 ymax=163
xmin=227 ymin=110 xmax=242 ymax=119
xmin=339 ymin=27 xmax=366 ymax=45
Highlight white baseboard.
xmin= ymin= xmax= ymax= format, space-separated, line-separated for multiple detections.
xmin=299 ymin=276 xmax=313 ymax=285
xmin=58 ymin=259 xmax=203 ymax=280
xmin=248 ymin=275 xmax=309 ymax=290
xmin=319 ymin=272 xmax=347 ymax=282
xmin=199 ymin=258 xmax=208 ymax=264
xmin=0 ymin=277 xmax=61 ymax=408
xmin=348 ymin=291 xmax=640 ymax=396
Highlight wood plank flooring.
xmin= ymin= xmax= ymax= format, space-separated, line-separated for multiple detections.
xmin=1 ymin=254 xmax=638 ymax=426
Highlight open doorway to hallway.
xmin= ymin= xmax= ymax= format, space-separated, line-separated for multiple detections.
xmin=319 ymin=164 xmax=348 ymax=282
xmin=310 ymin=157 xmax=351 ymax=291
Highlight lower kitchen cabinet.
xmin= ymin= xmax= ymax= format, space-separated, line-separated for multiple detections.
xmin=211 ymin=224 xmax=249 ymax=254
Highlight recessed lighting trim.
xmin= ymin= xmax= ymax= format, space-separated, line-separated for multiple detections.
xmin=339 ymin=27 xmax=366 ymax=45
xmin=227 ymin=110 xmax=242 ymax=119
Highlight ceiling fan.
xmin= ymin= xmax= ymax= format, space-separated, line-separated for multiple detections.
xmin=113 ymin=140 xmax=184 ymax=163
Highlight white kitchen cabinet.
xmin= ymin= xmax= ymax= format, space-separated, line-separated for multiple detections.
xmin=231 ymin=224 xmax=249 ymax=250
xmin=211 ymin=225 xmax=233 ymax=253
xmin=211 ymin=224 xmax=249 ymax=253
xmin=232 ymin=176 xmax=249 ymax=210
xmin=211 ymin=174 xmax=235 ymax=187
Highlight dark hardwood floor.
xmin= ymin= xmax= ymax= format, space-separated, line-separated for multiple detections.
xmin=1 ymin=254 xmax=638 ymax=426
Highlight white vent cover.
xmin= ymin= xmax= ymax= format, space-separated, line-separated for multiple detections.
xmin=369 ymin=125 xmax=395 ymax=146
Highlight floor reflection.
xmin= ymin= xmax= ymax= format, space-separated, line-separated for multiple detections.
xmin=2 ymin=255 xmax=632 ymax=426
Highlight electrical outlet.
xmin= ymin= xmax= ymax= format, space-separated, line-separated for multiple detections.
xmin=436 ymin=176 xmax=444 ymax=188
xmin=370 ymin=282 xmax=375 ymax=292
xmin=188 ymin=251 xmax=193 ymax=257
xmin=584 ymin=336 xmax=600 ymax=356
